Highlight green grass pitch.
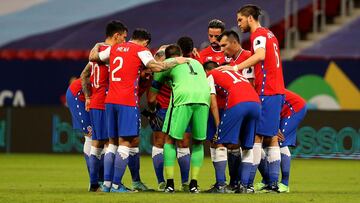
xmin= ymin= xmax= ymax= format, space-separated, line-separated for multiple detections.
xmin=0 ymin=154 xmax=359 ymax=203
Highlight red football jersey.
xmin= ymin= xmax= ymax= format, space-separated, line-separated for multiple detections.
xmin=250 ymin=27 xmax=285 ymax=95
xmin=281 ymin=89 xmax=306 ymax=118
xmin=69 ymin=78 xmax=85 ymax=102
xmin=156 ymin=84 xmax=172 ymax=109
xmin=230 ymin=49 xmax=255 ymax=79
xmin=89 ymin=45 xmax=110 ymax=110
xmin=208 ymin=69 xmax=260 ymax=109
xmin=105 ymin=42 xmax=154 ymax=106
xmin=199 ymin=46 xmax=230 ymax=65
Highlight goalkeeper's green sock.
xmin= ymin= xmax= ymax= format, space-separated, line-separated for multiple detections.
xmin=164 ymin=143 xmax=176 ymax=179
xmin=190 ymin=143 xmax=204 ymax=180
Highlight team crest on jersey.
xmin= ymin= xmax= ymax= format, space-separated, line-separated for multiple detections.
xmin=215 ymin=56 xmax=222 ymax=61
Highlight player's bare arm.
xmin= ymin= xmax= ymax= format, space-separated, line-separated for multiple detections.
xmin=217 ymin=48 xmax=265 ymax=72
xmin=146 ymin=57 xmax=189 ymax=72
xmin=88 ymin=42 xmax=105 ymax=62
xmin=80 ymin=62 xmax=92 ymax=111
xmin=210 ymin=94 xmax=220 ymax=127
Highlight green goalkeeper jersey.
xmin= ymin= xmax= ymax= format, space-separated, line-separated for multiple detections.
xmin=152 ymin=58 xmax=210 ymax=107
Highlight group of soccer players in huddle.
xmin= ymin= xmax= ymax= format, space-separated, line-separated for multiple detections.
xmin=66 ymin=4 xmax=307 ymax=194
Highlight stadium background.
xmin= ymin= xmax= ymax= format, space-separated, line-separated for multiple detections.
xmin=0 ymin=0 xmax=359 ymax=159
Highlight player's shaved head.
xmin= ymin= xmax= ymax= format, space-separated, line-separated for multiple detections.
xmin=203 ymin=61 xmax=219 ymax=71
xmin=208 ymin=19 xmax=225 ymax=32
xmin=237 ymin=4 xmax=262 ymax=21
xmin=217 ymin=30 xmax=241 ymax=44
xmin=106 ymin=20 xmax=128 ymax=37
xmin=131 ymin=28 xmax=152 ymax=46
xmin=165 ymin=44 xmax=182 ymax=59
xmin=177 ymin=36 xmax=194 ymax=57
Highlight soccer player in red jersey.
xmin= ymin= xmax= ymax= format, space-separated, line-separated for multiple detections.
xmin=102 ymin=29 xmax=188 ymax=193
xmin=205 ymin=31 xmax=260 ymax=193
xmin=199 ymin=19 xmax=231 ymax=65
xmin=277 ymin=90 xmax=307 ymax=192
xmin=218 ymin=5 xmax=285 ymax=192
xmin=218 ymin=30 xmax=256 ymax=191
xmin=204 ymin=51 xmax=260 ymax=193
xmin=65 ymin=78 xmax=92 ymax=183
xmin=81 ymin=21 xmax=128 ymax=192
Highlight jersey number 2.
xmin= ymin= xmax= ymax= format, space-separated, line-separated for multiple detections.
xmin=112 ymin=57 xmax=123 ymax=81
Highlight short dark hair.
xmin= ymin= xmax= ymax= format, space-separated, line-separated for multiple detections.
xmin=106 ymin=20 xmax=128 ymax=37
xmin=208 ymin=19 xmax=225 ymax=32
xmin=237 ymin=4 xmax=262 ymax=21
xmin=217 ymin=30 xmax=240 ymax=44
xmin=165 ymin=44 xmax=182 ymax=59
xmin=203 ymin=61 xmax=219 ymax=71
xmin=131 ymin=28 xmax=152 ymax=45
xmin=177 ymin=36 xmax=194 ymax=57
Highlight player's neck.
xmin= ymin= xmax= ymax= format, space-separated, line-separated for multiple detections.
xmin=129 ymin=40 xmax=142 ymax=46
xmin=233 ymin=48 xmax=243 ymax=61
xmin=104 ymin=39 xmax=113 ymax=46
xmin=250 ymin=23 xmax=262 ymax=33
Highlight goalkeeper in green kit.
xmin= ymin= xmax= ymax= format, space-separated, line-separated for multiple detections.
xmin=149 ymin=44 xmax=210 ymax=193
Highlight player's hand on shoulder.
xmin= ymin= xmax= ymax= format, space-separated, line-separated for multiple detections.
xmin=192 ymin=48 xmax=200 ymax=58
xmin=175 ymin=57 xmax=190 ymax=65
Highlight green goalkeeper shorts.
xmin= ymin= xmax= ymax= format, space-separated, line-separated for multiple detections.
xmin=162 ymin=104 xmax=209 ymax=140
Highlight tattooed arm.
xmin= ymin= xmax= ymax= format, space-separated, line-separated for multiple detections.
xmin=88 ymin=42 xmax=106 ymax=62
xmin=80 ymin=63 xmax=92 ymax=111
xmin=146 ymin=57 xmax=189 ymax=72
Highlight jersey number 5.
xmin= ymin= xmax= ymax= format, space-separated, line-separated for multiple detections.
xmin=112 ymin=56 xmax=123 ymax=81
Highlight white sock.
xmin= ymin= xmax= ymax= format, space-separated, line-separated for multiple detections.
xmin=266 ymin=146 xmax=281 ymax=163
xmin=214 ymin=147 xmax=227 ymax=162
xmin=152 ymin=146 xmax=163 ymax=158
xmin=210 ymin=147 xmax=216 ymax=162
xmin=177 ymin=147 xmax=190 ymax=159
xmin=106 ymin=144 xmax=118 ymax=154
xmin=117 ymin=145 xmax=130 ymax=159
xmin=83 ymin=136 xmax=92 ymax=156
xmin=129 ymin=147 xmax=140 ymax=156
xmin=90 ymin=146 xmax=102 ymax=160
xmin=242 ymin=149 xmax=254 ymax=164
xmin=280 ymin=146 xmax=291 ymax=157
xmin=253 ymin=143 xmax=262 ymax=165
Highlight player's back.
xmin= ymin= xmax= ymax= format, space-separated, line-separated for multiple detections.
xmin=208 ymin=69 xmax=259 ymax=109
xmin=106 ymin=42 xmax=147 ymax=106
xmin=251 ymin=27 xmax=285 ymax=95
xmin=167 ymin=58 xmax=210 ymax=106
